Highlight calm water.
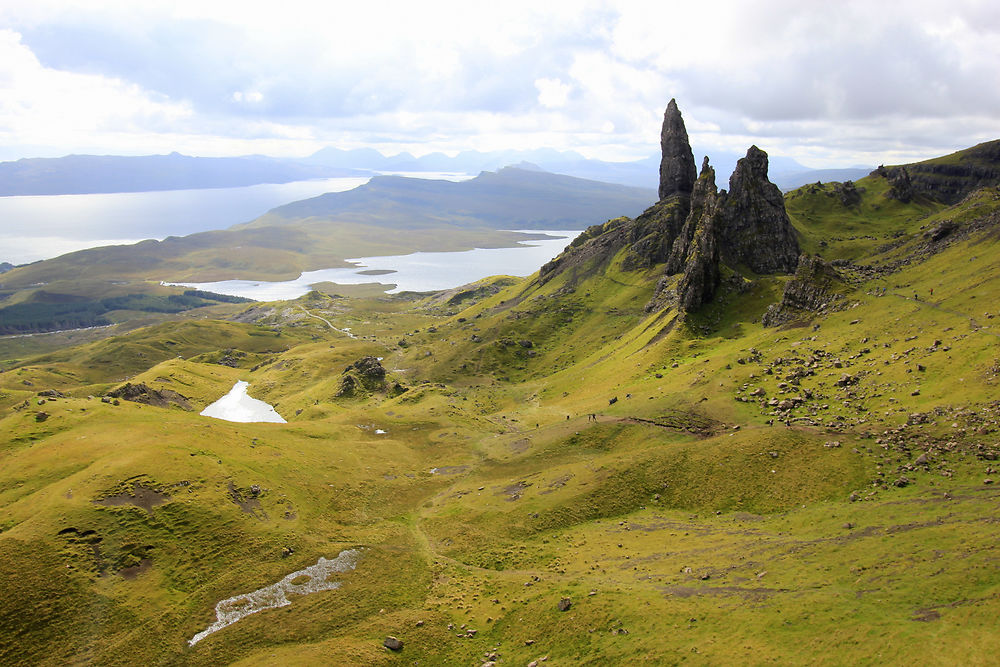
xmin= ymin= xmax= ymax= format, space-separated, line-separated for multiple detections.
xmin=0 ymin=172 xmax=470 ymax=264
xmin=200 ymin=380 xmax=286 ymax=423
xmin=170 ymin=230 xmax=580 ymax=299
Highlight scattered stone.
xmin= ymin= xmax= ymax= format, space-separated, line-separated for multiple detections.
xmin=383 ymin=636 xmax=403 ymax=651
xmin=557 ymin=597 xmax=572 ymax=612
xmin=37 ymin=389 xmax=65 ymax=398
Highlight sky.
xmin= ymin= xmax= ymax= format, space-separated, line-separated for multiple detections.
xmin=1 ymin=0 xmax=999 ymax=168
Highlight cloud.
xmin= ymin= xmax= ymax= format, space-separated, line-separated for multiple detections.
xmin=0 ymin=0 xmax=999 ymax=166
xmin=0 ymin=28 xmax=194 ymax=156
xmin=535 ymin=78 xmax=572 ymax=108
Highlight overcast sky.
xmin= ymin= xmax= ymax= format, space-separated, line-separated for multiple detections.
xmin=1 ymin=0 xmax=998 ymax=168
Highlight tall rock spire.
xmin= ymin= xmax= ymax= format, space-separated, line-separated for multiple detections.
xmin=658 ymin=99 xmax=697 ymax=201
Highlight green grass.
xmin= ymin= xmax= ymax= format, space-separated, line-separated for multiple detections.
xmin=2 ymin=167 xmax=1000 ymax=664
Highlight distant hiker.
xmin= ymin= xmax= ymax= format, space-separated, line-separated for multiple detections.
xmin=625 ymin=393 xmax=632 ymax=399
xmin=566 ymin=415 xmax=570 ymax=421
xmin=930 ymin=288 xmax=934 ymax=296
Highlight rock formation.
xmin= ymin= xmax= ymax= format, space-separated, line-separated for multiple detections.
xmin=872 ymin=139 xmax=1000 ymax=205
xmin=658 ymin=99 xmax=698 ymax=201
xmin=714 ymin=146 xmax=800 ymax=275
xmin=541 ymin=100 xmax=801 ymax=313
xmin=106 ymin=382 xmax=192 ymax=409
xmin=665 ymin=157 xmax=717 ymax=275
xmin=877 ymin=165 xmax=915 ymax=202
xmin=761 ymin=255 xmax=847 ymax=326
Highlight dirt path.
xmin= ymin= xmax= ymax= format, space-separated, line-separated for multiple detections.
xmin=890 ymin=293 xmax=1000 ymax=338
xmin=298 ymin=307 xmax=356 ymax=338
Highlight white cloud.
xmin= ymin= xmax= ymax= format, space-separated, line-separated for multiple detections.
xmin=535 ymin=78 xmax=572 ymax=108
xmin=0 ymin=29 xmax=193 ymax=154
xmin=0 ymin=1 xmax=998 ymax=166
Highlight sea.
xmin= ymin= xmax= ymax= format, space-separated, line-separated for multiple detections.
xmin=0 ymin=173 xmax=467 ymax=265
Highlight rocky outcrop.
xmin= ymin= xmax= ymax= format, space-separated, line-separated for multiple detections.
xmin=674 ymin=208 xmax=720 ymax=312
xmin=538 ymin=101 xmax=800 ymax=313
xmin=665 ymin=157 xmax=716 ymax=275
xmin=873 ymin=139 xmax=1000 ymax=205
xmin=761 ymin=255 xmax=847 ymax=326
xmin=337 ymin=355 xmax=400 ymax=398
xmin=658 ymin=99 xmax=697 ymax=201
xmin=834 ymin=181 xmax=861 ymax=207
xmin=620 ymin=198 xmax=689 ymax=271
xmin=106 ymin=382 xmax=192 ymax=410
xmin=344 ymin=356 xmax=386 ymax=389
xmin=648 ymin=146 xmax=800 ymax=312
xmin=876 ymin=165 xmax=915 ymax=202
xmin=714 ymin=146 xmax=800 ymax=275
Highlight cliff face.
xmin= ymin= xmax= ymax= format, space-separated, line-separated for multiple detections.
xmin=873 ymin=139 xmax=1000 ymax=205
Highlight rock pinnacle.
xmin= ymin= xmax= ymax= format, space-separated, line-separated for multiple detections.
xmin=658 ymin=99 xmax=697 ymax=201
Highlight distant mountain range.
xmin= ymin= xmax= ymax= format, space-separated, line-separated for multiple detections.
xmin=0 ymin=148 xmax=871 ymax=197
xmin=0 ymin=153 xmax=362 ymax=196
xmin=302 ymin=146 xmax=871 ymax=191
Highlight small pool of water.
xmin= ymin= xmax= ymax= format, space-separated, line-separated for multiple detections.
xmin=200 ymin=381 xmax=286 ymax=423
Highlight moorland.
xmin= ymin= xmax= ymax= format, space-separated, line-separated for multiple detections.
xmin=1 ymin=102 xmax=999 ymax=665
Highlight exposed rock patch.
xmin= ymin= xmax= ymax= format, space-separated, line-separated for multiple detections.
xmin=94 ymin=485 xmax=170 ymax=513
xmin=338 ymin=355 xmax=395 ymax=398
xmin=762 ymin=255 xmax=848 ymax=327
xmin=714 ymin=146 xmax=801 ymax=275
xmin=106 ymin=382 xmax=192 ymax=410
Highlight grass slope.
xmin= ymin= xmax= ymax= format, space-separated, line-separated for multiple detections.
xmin=1 ymin=163 xmax=1000 ymax=664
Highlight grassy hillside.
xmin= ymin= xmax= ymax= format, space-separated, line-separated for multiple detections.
xmin=1 ymin=146 xmax=1000 ymax=664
